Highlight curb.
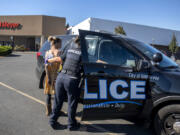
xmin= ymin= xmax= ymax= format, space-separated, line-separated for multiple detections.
xmin=14 ymin=51 xmax=36 ymax=54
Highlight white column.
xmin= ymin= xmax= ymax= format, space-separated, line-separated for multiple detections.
xmin=40 ymin=35 xmax=45 ymax=47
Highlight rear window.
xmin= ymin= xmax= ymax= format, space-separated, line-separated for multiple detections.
xmin=40 ymin=35 xmax=76 ymax=58
xmin=39 ymin=41 xmax=50 ymax=57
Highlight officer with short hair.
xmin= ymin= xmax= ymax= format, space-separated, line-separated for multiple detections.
xmin=49 ymin=36 xmax=82 ymax=131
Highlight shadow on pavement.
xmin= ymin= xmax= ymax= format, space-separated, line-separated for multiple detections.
xmin=6 ymin=54 xmax=21 ymax=57
xmin=2 ymin=53 xmax=21 ymax=57
xmin=79 ymin=123 xmax=154 ymax=135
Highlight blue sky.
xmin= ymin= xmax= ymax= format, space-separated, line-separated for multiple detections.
xmin=0 ymin=0 xmax=180 ymax=30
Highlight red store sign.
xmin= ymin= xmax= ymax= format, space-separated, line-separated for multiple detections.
xmin=0 ymin=22 xmax=21 ymax=29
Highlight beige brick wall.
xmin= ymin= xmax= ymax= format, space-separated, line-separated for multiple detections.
xmin=42 ymin=16 xmax=66 ymax=36
xmin=0 ymin=15 xmax=66 ymax=36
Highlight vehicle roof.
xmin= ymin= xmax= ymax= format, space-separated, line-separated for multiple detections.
xmin=80 ymin=30 xmax=140 ymax=43
xmin=55 ymin=30 xmax=139 ymax=42
xmin=55 ymin=34 xmax=77 ymax=38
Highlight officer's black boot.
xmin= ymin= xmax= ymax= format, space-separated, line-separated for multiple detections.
xmin=68 ymin=122 xmax=81 ymax=131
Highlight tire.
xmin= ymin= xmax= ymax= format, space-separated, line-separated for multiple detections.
xmin=154 ymin=104 xmax=180 ymax=135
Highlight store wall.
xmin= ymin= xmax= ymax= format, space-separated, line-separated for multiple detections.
xmin=0 ymin=15 xmax=66 ymax=36
xmin=0 ymin=15 xmax=66 ymax=51
xmin=0 ymin=16 xmax=42 ymax=36
xmin=13 ymin=36 xmax=35 ymax=51
xmin=42 ymin=16 xmax=66 ymax=36
xmin=0 ymin=36 xmax=10 ymax=41
xmin=0 ymin=36 xmax=12 ymax=46
xmin=71 ymin=17 xmax=180 ymax=47
xmin=89 ymin=17 xmax=180 ymax=46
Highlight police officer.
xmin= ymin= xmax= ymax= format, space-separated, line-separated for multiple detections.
xmin=49 ymin=36 xmax=82 ymax=130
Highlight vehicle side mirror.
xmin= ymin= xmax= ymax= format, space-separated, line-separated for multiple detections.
xmin=153 ymin=53 xmax=163 ymax=63
xmin=135 ymin=60 xmax=150 ymax=72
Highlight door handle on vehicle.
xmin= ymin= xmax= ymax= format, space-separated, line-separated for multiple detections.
xmin=89 ymin=71 xmax=109 ymax=76
xmin=124 ymin=69 xmax=133 ymax=73
xmin=89 ymin=71 xmax=115 ymax=77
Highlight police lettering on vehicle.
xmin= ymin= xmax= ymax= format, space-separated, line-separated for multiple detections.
xmin=84 ymin=79 xmax=146 ymax=100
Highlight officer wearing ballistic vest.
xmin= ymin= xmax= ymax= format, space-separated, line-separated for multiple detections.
xmin=49 ymin=36 xmax=82 ymax=131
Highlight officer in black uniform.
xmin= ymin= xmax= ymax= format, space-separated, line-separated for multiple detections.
xmin=49 ymin=36 xmax=82 ymax=131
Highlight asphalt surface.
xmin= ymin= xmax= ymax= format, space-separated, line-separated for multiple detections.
xmin=0 ymin=52 xmax=154 ymax=135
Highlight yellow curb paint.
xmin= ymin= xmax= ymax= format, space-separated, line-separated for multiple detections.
xmin=0 ymin=81 xmax=118 ymax=135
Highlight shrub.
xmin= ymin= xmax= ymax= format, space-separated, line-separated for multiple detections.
xmin=0 ymin=46 xmax=12 ymax=56
xmin=14 ymin=45 xmax=26 ymax=51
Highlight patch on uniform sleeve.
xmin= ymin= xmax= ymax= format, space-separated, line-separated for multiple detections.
xmin=68 ymin=49 xmax=81 ymax=55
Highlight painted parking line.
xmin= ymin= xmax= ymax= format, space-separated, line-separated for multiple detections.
xmin=0 ymin=82 xmax=46 ymax=105
xmin=0 ymin=81 xmax=118 ymax=135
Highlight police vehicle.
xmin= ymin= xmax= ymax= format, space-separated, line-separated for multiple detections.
xmin=36 ymin=30 xmax=180 ymax=135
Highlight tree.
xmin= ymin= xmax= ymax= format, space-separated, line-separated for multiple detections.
xmin=114 ymin=26 xmax=126 ymax=35
xmin=66 ymin=23 xmax=70 ymax=29
xmin=168 ymin=34 xmax=179 ymax=58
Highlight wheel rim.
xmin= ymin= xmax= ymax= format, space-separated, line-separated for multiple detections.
xmin=163 ymin=113 xmax=180 ymax=135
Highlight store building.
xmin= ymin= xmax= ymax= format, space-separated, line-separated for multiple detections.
xmin=69 ymin=17 xmax=180 ymax=58
xmin=0 ymin=15 xmax=66 ymax=51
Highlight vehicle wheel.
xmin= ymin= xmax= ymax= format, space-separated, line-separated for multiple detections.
xmin=154 ymin=104 xmax=180 ymax=135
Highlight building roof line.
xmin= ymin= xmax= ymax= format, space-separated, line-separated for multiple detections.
xmin=89 ymin=17 xmax=180 ymax=32
xmin=0 ymin=15 xmax=66 ymax=19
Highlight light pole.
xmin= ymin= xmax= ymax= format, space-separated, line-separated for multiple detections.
xmin=10 ymin=36 xmax=14 ymax=50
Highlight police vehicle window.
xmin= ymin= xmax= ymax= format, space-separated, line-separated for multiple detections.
xmin=126 ymin=38 xmax=178 ymax=68
xmin=59 ymin=36 xmax=75 ymax=50
xmin=84 ymin=35 xmax=138 ymax=67
xmin=40 ymin=41 xmax=50 ymax=57
xmin=40 ymin=41 xmax=50 ymax=51
xmin=40 ymin=36 xmax=75 ymax=58
xmin=98 ymin=39 xmax=137 ymax=67
xmin=60 ymin=37 xmax=74 ymax=53
xmin=85 ymin=35 xmax=100 ymax=62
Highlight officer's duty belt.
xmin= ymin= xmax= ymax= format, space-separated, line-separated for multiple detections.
xmin=61 ymin=69 xmax=77 ymax=76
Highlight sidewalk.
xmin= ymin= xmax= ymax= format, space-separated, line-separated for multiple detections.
xmin=13 ymin=51 xmax=37 ymax=54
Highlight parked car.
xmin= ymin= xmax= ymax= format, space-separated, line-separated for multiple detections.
xmin=36 ymin=30 xmax=180 ymax=135
xmin=36 ymin=35 xmax=76 ymax=89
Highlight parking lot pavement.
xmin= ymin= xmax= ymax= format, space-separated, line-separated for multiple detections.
xmin=0 ymin=52 xmax=154 ymax=135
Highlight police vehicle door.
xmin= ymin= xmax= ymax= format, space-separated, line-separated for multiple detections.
xmin=79 ymin=30 xmax=149 ymax=121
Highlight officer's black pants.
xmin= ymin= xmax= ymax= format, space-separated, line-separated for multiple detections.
xmin=49 ymin=72 xmax=80 ymax=128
